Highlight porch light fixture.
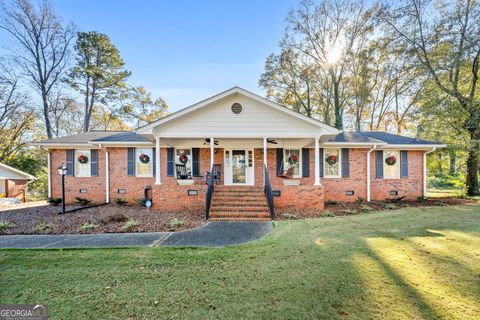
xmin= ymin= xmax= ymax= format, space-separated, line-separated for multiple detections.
xmin=57 ymin=163 xmax=67 ymax=214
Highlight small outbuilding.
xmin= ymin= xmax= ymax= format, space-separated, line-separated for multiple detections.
xmin=0 ymin=162 xmax=36 ymax=203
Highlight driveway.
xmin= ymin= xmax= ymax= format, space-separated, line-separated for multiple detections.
xmin=0 ymin=221 xmax=273 ymax=249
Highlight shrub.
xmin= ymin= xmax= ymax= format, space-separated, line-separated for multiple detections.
xmin=101 ymin=213 xmax=128 ymax=223
xmin=342 ymin=209 xmax=357 ymax=215
xmin=36 ymin=219 xmax=53 ymax=231
xmin=360 ymin=205 xmax=372 ymax=213
xmin=356 ymin=196 xmax=364 ymax=203
xmin=47 ymin=197 xmax=62 ymax=206
xmin=114 ymin=198 xmax=128 ymax=205
xmin=417 ymin=195 xmax=428 ymax=202
xmin=435 ymin=201 xmax=448 ymax=206
xmin=75 ymin=197 xmax=92 ymax=206
xmin=80 ymin=222 xmax=97 ymax=231
xmin=123 ymin=219 xmax=139 ymax=230
xmin=321 ymin=211 xmax=335 ymax=217
xmin=0 ymin=220 xmax=15 ymax=230
xmin=385 ymin=204 xmax=397 ymax=210
xmin=137 ymin=198 xmax=150 ymax=206
xmin=325 ymin=200 xmax=338 ymax=206
xmin=387 ymin=196 xmax=405 ymax=203
xmin=170 ymin=218 xmax=184 ymax=228
xmin=282 ymin=213 xmax=297 ymax=220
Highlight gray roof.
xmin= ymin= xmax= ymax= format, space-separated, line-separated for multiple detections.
xmin=325 ymin=131 xmax=441 ymax=145
xmin=32 ymin=131 xmax=152 ymax=145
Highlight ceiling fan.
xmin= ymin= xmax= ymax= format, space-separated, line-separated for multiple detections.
xmin=267 ymin=139 xmax=278 ymax=144
xmin=203 ymin=138 xmax=219 ymax=145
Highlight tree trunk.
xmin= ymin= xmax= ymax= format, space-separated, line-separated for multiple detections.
xmin=42 ymin=90 xmax=53 ymax=139
xmin=466 ymin=134 xmax=479 ymax=196
xmin=449 ymin=152 xmax=456 ymax=175
xmin=332 ymin=78 xmax=343 ymax=130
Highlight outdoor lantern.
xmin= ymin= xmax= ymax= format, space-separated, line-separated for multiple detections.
xmin=57 ymin=163 xmax=67 ymax=176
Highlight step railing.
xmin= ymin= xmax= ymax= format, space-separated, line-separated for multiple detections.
xmin=205 ymin=164 xmax=215 ymax=220
xmin=263 ymin=164 xmax=275 ymax=219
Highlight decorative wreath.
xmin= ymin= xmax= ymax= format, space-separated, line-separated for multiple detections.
xmin=287 ymin=154 xmax=298 ymax=165
xmin=326 ymin=154 xmax=338 ymax=165
xmin=139 ymin=153 xmax=150 ymax=164
xmin=179 ymin=152 xmax=188 ymax=164
xmin=78 ymin=155 xmax=89 ymax=164
xmin=385 ymin=155 xmax=397 ymax=166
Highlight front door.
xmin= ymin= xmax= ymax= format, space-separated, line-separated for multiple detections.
xmin=224 ymin=149 xmax=254 ymax=185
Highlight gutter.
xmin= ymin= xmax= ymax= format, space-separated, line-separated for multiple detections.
xmin=423 ymin=147 xmax=436 ymax=197
xmin=366 ymin=144 xmax=378 ymax=202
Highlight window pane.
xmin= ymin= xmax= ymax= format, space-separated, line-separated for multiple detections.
xmin=136 ymin=148 xmax=153 ymax=176
xmin=75 ymin=150 xmax=91 ymax=177
xmin=384 ymin=150 xmax=399 ymax=179
xmin=324 ymin=148 xmax=340 ymax=177
xmin=284 ymin=149 xmax=300 ymax=177
xmin=175 ymin=149 xmax=192 ymax=175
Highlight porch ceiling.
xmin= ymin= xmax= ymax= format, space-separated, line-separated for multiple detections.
xmin=159 ymin=138 xmax=319 ymax=149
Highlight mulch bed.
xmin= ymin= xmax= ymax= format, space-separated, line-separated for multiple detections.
xmin=275 ymin=197 xmax=474 ymax=220
xmin=0 ymin=204 xmax=205 ymax=235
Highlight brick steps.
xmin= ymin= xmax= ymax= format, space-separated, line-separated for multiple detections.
xmin=209 ymin=186 xmax=271 ymax=222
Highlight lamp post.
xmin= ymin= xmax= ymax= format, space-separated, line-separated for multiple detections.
xmin=57 ymin=163 xmax=67 ymax=214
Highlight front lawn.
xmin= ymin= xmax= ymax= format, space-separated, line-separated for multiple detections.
xmin=1 ymin=205 xmax=479 ymax=319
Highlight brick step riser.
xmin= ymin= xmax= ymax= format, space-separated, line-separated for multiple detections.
xmin=211 ymin=207 xmax=269 ymax=212
xmin=214 ymin=193 xmax=265 ymax=198
xmin=210 ymin=212 xmax=270 ymax=217
xmin=209 ymin=217 xmax=272 ymax=222
xmin=213 ymin=196 xmax=265 ymax=201
xmin=212 ymin=203 xmax=267 ymax=207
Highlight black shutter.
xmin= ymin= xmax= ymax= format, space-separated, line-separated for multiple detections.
xmin=302 ymin=148 xmax=310 ymax=177
xmin=192 ymin=148 xmax=200 ymax=176
xmin=167 ymin=147 xmax=174 ymax=176
xmin=276 ymin=148 xmax=284 ymax=176
xmin=376 ymin=150 xmax=384 ymax=179
xmin=152 ymin=147 xmax=156 ymax=176
xmin=66 ymin=149 xmax=74 ymax=176
xmin=319 ymin=148 xmax=324 ymax=177
xmin=401 ymin=150 xmax=408 ymax=178
xmin=91 ymin=149 xmax=98 ymax=176
xmin=127 ymin=148 xmax=135 ymax=176
xmin=341 ymin=148 xmax=349 ymax=178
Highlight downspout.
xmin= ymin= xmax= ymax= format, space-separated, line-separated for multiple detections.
xmin=104 ymin=146 xmax=110 ymax=204
xmin=47 ymin=149 xmax=51 ymax=198
xmin=423 ymin=147 xmax=436 ymax=197
xmin=366 ymin=145 xmax=377 ymax=202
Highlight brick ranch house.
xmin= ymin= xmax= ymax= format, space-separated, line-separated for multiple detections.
xmin=0 ymin=162 xmax=36 ymax=202
xmin=32 ymin=87 xmax=445 ymax=221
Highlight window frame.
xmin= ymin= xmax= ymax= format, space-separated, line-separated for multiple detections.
xmin=175 ymin=148 xmax=193 ymax=179
xmin=135 ymin=148 xmax=154 ymax=177
xmin=283 ymin=149 xmax=302 ymax=178
xmin=75 ymin=149 xmax=91 ymax=177
xmin=383 ymin=150 xmax=400 ymax=179
xmin=323 ymin=148 xmax=342 ymax=178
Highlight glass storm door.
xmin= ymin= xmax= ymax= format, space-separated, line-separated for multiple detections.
xmin=232 ymin=150 xmax=247 ymax=184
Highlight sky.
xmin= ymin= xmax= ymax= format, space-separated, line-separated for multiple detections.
xmin=46 ymin=0 xmax=299 ymax=112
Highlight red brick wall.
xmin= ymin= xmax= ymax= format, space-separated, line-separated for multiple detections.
xmin=49 ymin=147 xmax=425 ymax=210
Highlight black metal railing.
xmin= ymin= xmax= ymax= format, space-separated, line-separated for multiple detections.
xmin=205 ymin=164 xmax=215 ymax=220
xmin=264 ymin=164 xmax=275 ymax=219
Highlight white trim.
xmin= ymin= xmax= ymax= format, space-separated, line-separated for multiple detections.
xmin=47 ymin=152 xmax=51 ymax=198
xmin=423 ymin=147 xmax=436 ymax=197
xmin=314 ymin=137 xmax=321 ymax=186
xmin=137 ymin=87 xmax=339 ymax=135
xmin=0 ymin=163 xmax=36 ymax=180
xmin=366 ymin=145 xmax=377 ymax=202
xmin=74 ymin=149 xmax=92 ymax=177
xmin=382 ymin=150 xmax=401 ymax=179
xmin=155 ymin=137 xmax=161 ymax=185
xmin=283 ymin=148 xmax=302 ymax=178
xmin=323 ymin=148 xmax=342 ymax=178
xmin=210 ymin=137 xmax=214 ymax=169
xmin=263 ymin=137 xmax=267 ymax=185
xmin=377 ymin=144 xmax=446 ymax=150
xmin=105 ymin=149 xmax=110 ymax=203
xmin=135 ymin=147 xmax=154 ymax=177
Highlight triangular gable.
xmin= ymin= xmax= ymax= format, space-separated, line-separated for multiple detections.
xmin=0 ymin=163 xmax=36 ymax=180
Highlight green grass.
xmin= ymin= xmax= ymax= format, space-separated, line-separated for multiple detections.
xmin=1 ymin=205 xmax=479 ymax=319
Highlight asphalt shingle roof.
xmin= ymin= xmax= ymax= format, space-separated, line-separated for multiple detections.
xmin=33 ymin=131 xmax=152 ymax=144
xmin=325 ymin=131 xmax=441 ymax=145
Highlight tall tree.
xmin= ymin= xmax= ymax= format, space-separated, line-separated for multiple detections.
xmin=119 ymin=86 xmax=168 ymax=128
xmin=0 ymin=0 xmax=76 ymax=139
xmin=68 ymin=31 xmax=130 ymax=132
xmin=383 ymin=0 xmax=480 ymax=195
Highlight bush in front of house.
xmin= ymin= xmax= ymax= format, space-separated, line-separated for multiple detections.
xmin=0 ymin=220 xmax=15 ymax=230
xmin=36 ymin=219 xmax=53 ymax=231
xmin=47 ymin=197 xmax=62 ymax=206
xmin=321 ymin=211 xmax=335 ymax=217
xmin=75 ymin=197 xmax=92 ymax=206
xmin=122 ymin=219 xmax=139 ymax=230
xmin=281 ymin=213 xmax=297 ymax=220
xmin=80 ymin=222 xmax=97 ymax=231
xmin=170 ymin=218 xmax=184 ymax=228
xmin=114 ymin=198 xmax=128 ymax=205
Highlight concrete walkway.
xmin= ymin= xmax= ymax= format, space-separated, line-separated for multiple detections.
xmin=0 ymin=222 xmax=273 ymax=249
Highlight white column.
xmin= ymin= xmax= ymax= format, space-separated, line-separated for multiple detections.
xmin=47 ymin=150 xmax=51 ymax=198
xmin=155 ymin=137 xmax=161 ymax=185
xmin=210 ymin=137 xmax=214 ymax=169
xmin=423 ymin=147 xmax=436 ymax=197
xmin=314 ymin=137 xmax=321 ymax=186
xmin=366 ymin=145 xmax=377 ymax=202
xmin=263 ymin=137 xmax=268 ymax=185
xmin=105 ymin=149 xmax=110 ymax=203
